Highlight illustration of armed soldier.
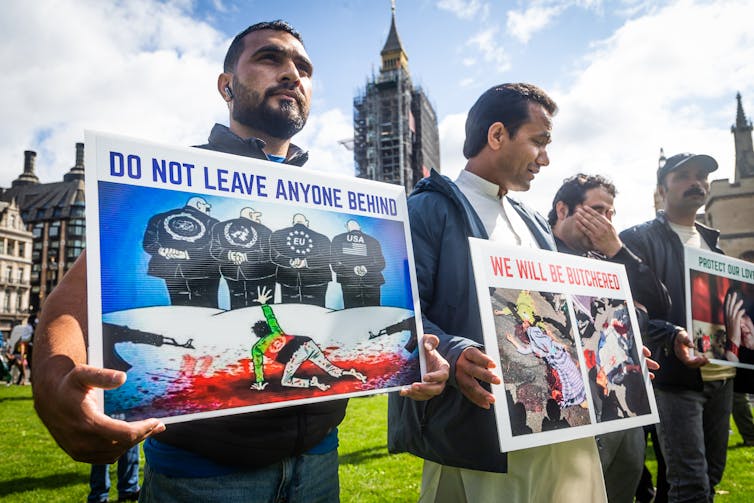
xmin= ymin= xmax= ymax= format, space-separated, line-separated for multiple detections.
xmin=271 ymin=213 xmax=332 ymax=306
xmin=211 ymin=207 xmax=275 ymax=309
xmin=332 ymin=219 xmax=386 ymax=308
xmin=142 ymin=196 xmax=220 ymax=307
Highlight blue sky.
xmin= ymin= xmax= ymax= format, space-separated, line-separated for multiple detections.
xmin=2 ymin=0 xmax=753 ymax=229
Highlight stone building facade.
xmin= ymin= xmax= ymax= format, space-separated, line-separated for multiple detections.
xmin=0 ymin=199 xmax=33 ymax=337
xmin=1 ymin=144 xmax=86 ymax=314
xmin=705 ymin=93 xmax=754 ymax=259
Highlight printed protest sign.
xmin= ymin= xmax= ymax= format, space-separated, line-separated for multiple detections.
xmin=85 ymin=130 xmax=424 ymax=423
xmin=469 ymin=238 xmax=658 ymax=452
xmin=685 ymin=247 xmax=754 ymax=370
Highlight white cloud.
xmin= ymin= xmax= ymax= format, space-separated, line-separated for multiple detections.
xmin=438 ymin=113 xmax=467 ymax=180
xmin=506 ymin=5 xmax=566 ymax=44
xmin=505 ymin=0 xmax=607 ymax=44
xmin=0 ymin=0 xmax=229 ymax=186
xmin=295 ymin=108 xmax=354 ymax=177
xmin=533 ymin=0 xmax=754 ymax=230
xmin=465 ymin=28 xmax=511 ymax=73
xmin=437 ymin=0 xmax=489 ymax=20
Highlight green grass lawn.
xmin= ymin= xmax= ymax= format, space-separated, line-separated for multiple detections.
xmin=1 ymin=385 xmax=752 ymax=502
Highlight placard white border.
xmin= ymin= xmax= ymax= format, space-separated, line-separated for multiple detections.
xmin=84 ymin=130 xmax=426 ymax=423
xmin=469 ymin=238 xmax=659 ymax=452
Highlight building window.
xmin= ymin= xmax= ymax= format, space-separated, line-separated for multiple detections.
xmin=16 ymin=292 xmax=23 ymax=313
xmin=32 ymin=225 xmax=43 ymax=238
xmin=3 ymin=291 xmax=10 ymax=312
xmin=5 ymin=266 xmax=12 ymax=283
xmin=71 ymin=203 xmax=85 ymax=218
xmin=49 ymin=225 xmax=60 ymax=238
xmin=16 ymin=269 xmax=23 ymax=283
xmin=17 ymin=242 xmax=25 ymax=258
xmin=68 ymin=219 xmax=86 ymax=237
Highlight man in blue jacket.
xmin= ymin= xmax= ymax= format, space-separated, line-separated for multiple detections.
xmin=389 ymin=83 xmax=607 ymax=501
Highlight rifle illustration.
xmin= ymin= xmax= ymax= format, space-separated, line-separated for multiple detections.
xmin=368 ymin=317 xmax=418 ymax=353
xmin=102 ymin=322 xmax=195 ymax=371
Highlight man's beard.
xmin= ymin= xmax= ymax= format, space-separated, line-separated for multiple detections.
xmin=231 ymin=76 xmax=308 ymax=140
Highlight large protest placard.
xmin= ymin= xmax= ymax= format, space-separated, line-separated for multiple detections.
xmin=84 ymin=131 xmax=424 ymax=423
xmin=469 ymin=238 xmax=658 ymax=452
xmin=685 ymin=247 xmax=754 ymax=370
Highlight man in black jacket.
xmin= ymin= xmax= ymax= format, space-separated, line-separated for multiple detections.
xmin=620 ymin=153 xmax=737 ymax=502
xmin=549 ymin=173 xmax=662 ymax=503
xmin=32 ymin=20 xmax=449 ymax=503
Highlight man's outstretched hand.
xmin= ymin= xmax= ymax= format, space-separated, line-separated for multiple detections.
xmin=34 ymin=357 xmax=165 ymax=464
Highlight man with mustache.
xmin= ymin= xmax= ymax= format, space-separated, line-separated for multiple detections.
xmin=32 ymin=21 xmax=449 ymax=502
xmin=621 ymin=153 xmax=745 ymax=502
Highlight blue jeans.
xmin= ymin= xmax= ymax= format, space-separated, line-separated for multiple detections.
xmin=88 ymin=444 xmax=140 ymax=502
xmin=655 ymin=379 xmax=733 ymax=503
xmin=139 ymin=449 xmax=339 ymax=502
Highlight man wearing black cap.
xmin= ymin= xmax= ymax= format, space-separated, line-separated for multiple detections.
xmin=621 ymin=153 xmax=734 ymax=502
xmin=389 ymin=83 xmax=609 ymax=502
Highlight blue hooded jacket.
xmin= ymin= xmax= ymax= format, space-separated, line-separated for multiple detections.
xmin=388 ymin=169 xmax=555 ymax=473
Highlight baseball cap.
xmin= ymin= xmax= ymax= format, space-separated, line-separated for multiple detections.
xmin=657 ymin=152 xmax=717 ymax=184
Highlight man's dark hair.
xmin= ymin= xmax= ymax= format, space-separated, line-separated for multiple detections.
xmin=463 ymin=83 xmax=558 ymax=159
xmin=252 ymin=320 xmax=272 ymax=338
xmin=224 ymin=20 xmax=304 ymax=73
xmin=547 ymin=174 xmax=617 ymax=226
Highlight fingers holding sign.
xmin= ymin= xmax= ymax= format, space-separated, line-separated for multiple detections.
xmin=455 ymin=347 xmax=501 ymax=409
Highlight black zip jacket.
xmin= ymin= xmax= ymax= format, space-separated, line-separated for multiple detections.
xmin=620 ymin=212 xmax=753 ymax=393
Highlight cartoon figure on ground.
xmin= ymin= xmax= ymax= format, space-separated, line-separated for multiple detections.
xmin=332 ymin=219 xmax=386 ymax=308
xmin=597 ymin=306 xmax=641 ymax=386
xmin=271 ymin=213 xmax=332 ymax=306
xmin=211 ymin=207 xmax=275 ymax=309
xmin=143 ymin=196 xmax=220 ymax=307
xmin=502 ymin=291 xmax=588 ymax=409
xmin=249 ymin=288 xmax=366 ymax=391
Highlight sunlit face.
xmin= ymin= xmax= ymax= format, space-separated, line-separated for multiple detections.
xmin=229 ymin=29 xmax=313 ymax=139
xmin=494 ymin=103 xmax=552 ymax=193
xmin=555 ymin=186 xmax=615 ymax=253
xmin=659 ymin=162 xmax=710 ymax=214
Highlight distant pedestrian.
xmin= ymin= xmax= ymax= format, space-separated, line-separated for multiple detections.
xmin=88 ymin=444 xmax=140 ymax=503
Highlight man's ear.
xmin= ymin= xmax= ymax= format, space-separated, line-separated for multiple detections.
xmin=218 ymin=73 xmax=232 ymax=103
xmin=657 ymin=183 xmax=666 ymax=200
xmin=555 ymin=201 xmax=570 ymax=222
xmin=486 ymin=122 xmax=509 ymax=151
